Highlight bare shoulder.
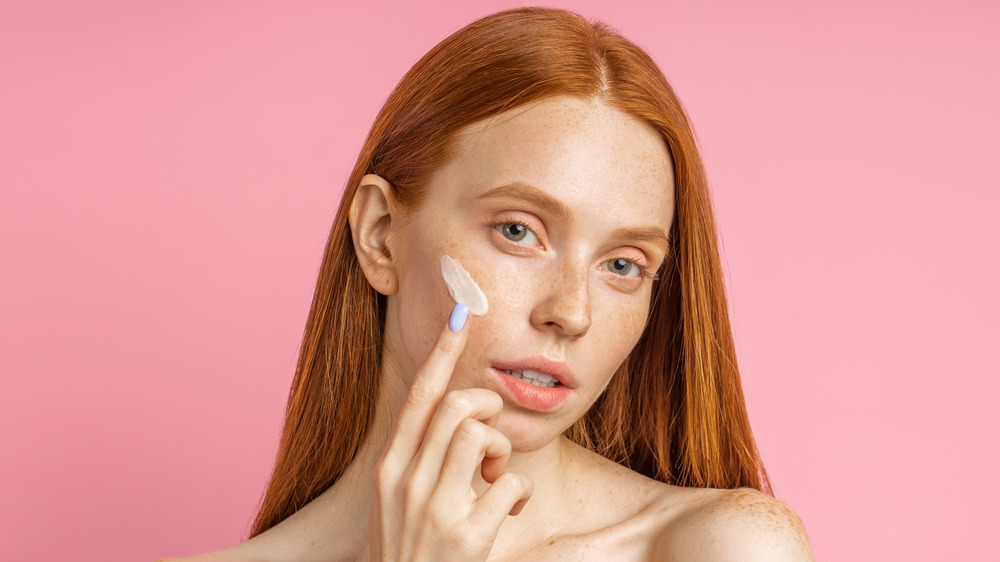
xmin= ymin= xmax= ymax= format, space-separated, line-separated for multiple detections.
xmin=650 ymin=487 xmax=814 ymax=561
xmin=156 ymin=541 xmax=273 ymax=562
xmin=155 ymin=553 xmax=246 ymax=562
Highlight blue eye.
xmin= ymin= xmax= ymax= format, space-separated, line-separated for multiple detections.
xmin=603 ymin=258 xmax=641 ymax=278
xmin=496 ymin=222 xmax=539 ymax=244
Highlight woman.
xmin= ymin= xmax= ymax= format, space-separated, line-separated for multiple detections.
xmin=173 ymin=7 xmax=813 ymax=561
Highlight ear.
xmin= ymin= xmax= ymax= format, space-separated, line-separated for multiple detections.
xmin=348 ymin=174 xmax=399 ymax=295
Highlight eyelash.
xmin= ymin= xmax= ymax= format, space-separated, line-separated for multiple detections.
xmin=489 ymin=219 xmax=659 ymax=281
xmin=604 ymin=258 xmax=659 ymax=281
xmin=494 ymin=218 xmax=536 ymax=241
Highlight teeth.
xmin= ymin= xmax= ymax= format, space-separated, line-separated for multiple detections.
xmin=502 ymin=369 xmax=559 ymax=388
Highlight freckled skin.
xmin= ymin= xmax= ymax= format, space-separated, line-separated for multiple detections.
xmin=383 ymin=95 xmax=675 ymax=452
xmin=189 ymin=95 xmax=813 ymax=562
xmin=657 ymin=488 xmax=815 ymax=560
xmin=367 ymin=97 xmax=814 ymax=560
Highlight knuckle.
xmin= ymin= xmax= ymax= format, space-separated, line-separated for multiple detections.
xmin=441 ymin=390 xmax=472 ymax=415
xmin=403 ymin=475 xmax=427 ymax=501
xmin=498 ymin=473 xmax=521 ymax=494
xmin=457 ymin=417 xmax=486 ymax=441
xmin=426 ymin=505 xmax=452 ymax=530
xmin=496 ymin=432 xmax=512 ymax=453
xmin=519 ymin=474 xmax=534 ymax=495
xmin=372 ymin=458 xmax=396 ymax=489
xmin=496 ymin=472 xmax=529 ymax=496
xmin=407 ymin=379 xmax=436 ymax=405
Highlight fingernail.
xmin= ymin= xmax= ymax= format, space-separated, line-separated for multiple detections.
xmin=449 ymin=303 xmax=469 ymax=332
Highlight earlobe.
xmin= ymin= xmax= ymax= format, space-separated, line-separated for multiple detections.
xmin=348 ymin=174 xmax=399 ymax=295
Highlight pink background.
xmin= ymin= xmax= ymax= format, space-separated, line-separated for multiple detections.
xmin=2 ymin=1 xmax=997 ymax=560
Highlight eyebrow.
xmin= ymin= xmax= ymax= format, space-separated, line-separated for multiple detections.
xmin=611 ymin=226 xmax=671 ymax=253
xmin=476 ymin=181 xmax=671 ymax=252
xmin=474 ymin=182 xmax=571 ymax=220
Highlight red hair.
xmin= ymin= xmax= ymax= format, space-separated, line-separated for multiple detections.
xmin=249 ymin=6 xmax=770 ymax=537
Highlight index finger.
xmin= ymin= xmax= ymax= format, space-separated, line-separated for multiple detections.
xmin=386 ymin=302 xmax=471 ymax=462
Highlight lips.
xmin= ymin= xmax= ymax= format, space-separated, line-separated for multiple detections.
xmin=490 ymin=356 xmax=576 ymax=412
xmin=492 ymin=356 xmax=578 ymax=389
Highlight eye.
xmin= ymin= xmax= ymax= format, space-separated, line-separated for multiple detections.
xmin=602 ymin=258 xmax=642 ymax=278
xmin=495 ymin=222 xmax=539 ymax=245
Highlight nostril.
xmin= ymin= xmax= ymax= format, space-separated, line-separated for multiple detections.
xmin=529 ymin=266 xmax=592 ymax=336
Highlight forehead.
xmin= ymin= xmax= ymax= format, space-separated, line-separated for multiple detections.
xmin=428 ymin=95 xmax=675 ymax=227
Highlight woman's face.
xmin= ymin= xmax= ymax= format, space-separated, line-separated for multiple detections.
xmin=385 ymin=95 xmax=675 ymax=451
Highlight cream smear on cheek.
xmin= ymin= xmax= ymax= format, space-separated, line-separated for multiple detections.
xmin=440 ymin=255 xmax=489 ymax=315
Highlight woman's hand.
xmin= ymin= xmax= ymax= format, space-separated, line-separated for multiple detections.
xmin=369 ymin=303 xmax=534 ymax=561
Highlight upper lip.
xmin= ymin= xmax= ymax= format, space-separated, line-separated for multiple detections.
xmin=493 ymin=356 xmax=578 ymax=389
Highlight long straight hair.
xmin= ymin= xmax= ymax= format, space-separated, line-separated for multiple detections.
xmin=249 ymin=6 xmax=769 ymax=538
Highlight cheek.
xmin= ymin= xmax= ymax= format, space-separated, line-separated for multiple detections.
xmin=391 ymin=209 xmax=503 ymax=378
xmin=394 ymin=228 xmax=453 ymax=373
xmin=588 ymin=290 xmax=650 ymax=371
xmin=622 ymin=295 xmax=651 ymax=347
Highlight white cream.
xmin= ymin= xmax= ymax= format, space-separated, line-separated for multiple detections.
xmin=440 ymin=255 xmax=489 ymax=316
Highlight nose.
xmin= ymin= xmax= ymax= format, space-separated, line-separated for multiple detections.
xmin=529 ymin=259 xmax=592 ymax=338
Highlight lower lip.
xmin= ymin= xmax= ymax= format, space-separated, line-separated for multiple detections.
xmin=492 ymin=367 xmax=572 ymax=411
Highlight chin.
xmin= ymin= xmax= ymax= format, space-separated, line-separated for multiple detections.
xmin=495 ymin=410 xmax=573 ymax=453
